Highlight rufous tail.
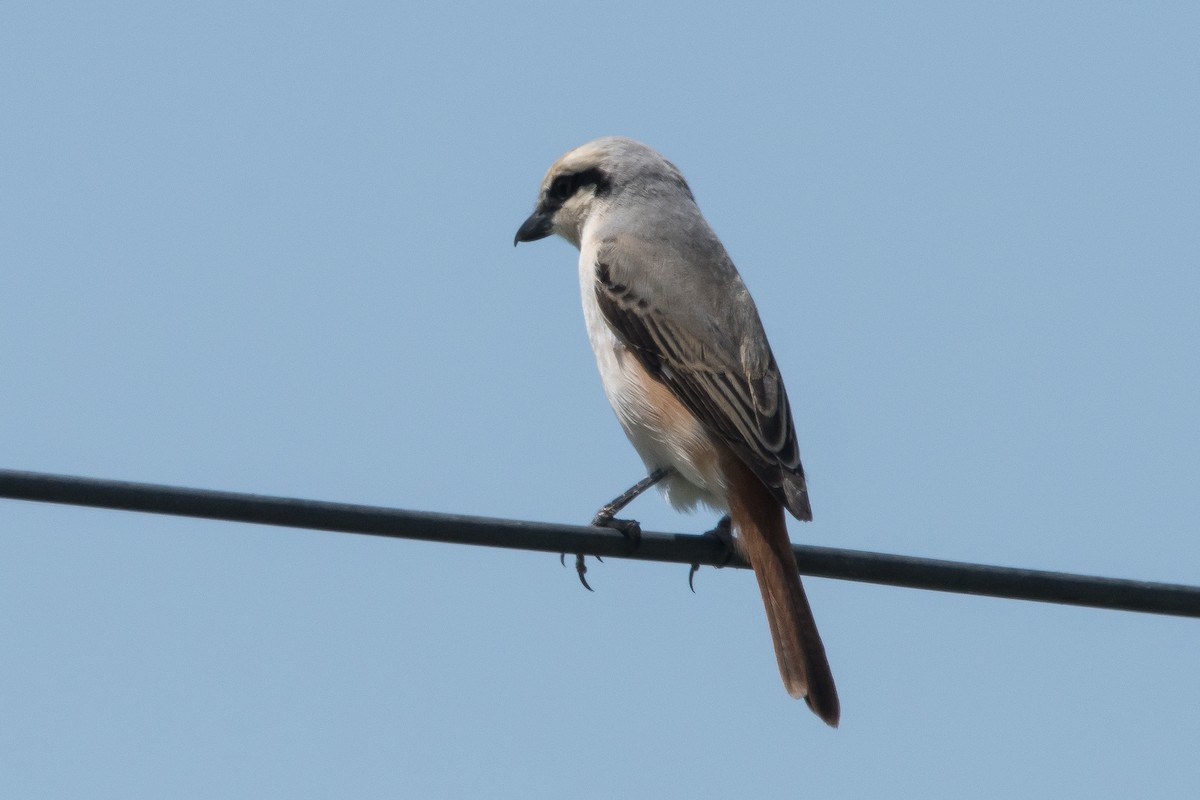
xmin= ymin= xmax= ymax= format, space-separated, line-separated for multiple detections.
xmin=723 ymin=452 xmax=840 ymax=727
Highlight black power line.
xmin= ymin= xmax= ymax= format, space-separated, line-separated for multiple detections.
xmin=2 ymin=467 xmax=1197 ymax=618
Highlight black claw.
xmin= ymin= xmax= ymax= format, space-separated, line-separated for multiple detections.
xmin=688 ymin=563 xmax=699 ymax=592
xmin=575 ymin=553 xmax=594 ymax=592
xmin=565 ymin=551 xmax=596 ymax=591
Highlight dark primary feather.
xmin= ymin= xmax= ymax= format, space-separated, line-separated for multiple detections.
xmin=593 ymin=248 xmax=812 ymax=521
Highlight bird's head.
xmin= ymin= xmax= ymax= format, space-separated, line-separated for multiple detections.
xmin=514 ymin=137 xmax=692 ymax=249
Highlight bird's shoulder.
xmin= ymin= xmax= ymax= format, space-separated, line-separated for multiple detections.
xmin=588 ymin=220 xmax=770 ymax=375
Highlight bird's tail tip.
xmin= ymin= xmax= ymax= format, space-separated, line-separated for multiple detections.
xmin=803 ymin=688 xmax=841 ymax=728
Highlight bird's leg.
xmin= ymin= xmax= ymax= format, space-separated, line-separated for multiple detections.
xmin=590 ymin=466 xmax=673 ymax=545
xmin=563 ymin=467 xmax=673 ymax=591
xmin=689 ymin=515 xmax=734 ymax=592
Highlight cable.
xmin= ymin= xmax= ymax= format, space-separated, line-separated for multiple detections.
xmin=1 ymin=467 xmax=1197 ymax=618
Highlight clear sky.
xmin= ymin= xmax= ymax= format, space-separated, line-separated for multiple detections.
xmin=2 ymin=2 xmax=1198 ymax=797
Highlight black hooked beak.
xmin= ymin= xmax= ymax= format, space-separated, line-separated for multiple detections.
xmin=513 ymin=208 xmax=553 ymax=246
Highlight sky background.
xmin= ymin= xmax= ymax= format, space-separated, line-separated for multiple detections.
xmin=2 ymin=2 xmax=1198 ymax=797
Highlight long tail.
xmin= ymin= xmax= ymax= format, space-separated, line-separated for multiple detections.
xmin=723 ymin=452 xmax=840 ymax=727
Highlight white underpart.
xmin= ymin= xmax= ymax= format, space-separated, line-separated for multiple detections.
xmin=577 ymin=229 xmax=729 ymax=514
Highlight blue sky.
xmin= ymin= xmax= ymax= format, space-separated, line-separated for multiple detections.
xmin=2 ymin=2 xmax=1198 ymax=797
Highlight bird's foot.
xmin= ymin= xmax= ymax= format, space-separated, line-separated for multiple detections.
xmin=564 ymin=552 xmax=595 ymax=592
xmin=559 ymin=513 xmax=644 ymax=592
xmin=689 ymin=515 xmax=734 ymax=592
xmin=590 ymin=512 xmax=643 ymax=549
xmin=560 ymin=551 xmax=604 ymax=591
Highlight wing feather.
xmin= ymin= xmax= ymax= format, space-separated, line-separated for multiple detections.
xmin=594 ymin=255 xmax=812 ymax=520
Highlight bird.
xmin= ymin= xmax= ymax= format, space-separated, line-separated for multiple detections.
xmin=514 ymin=137 xmax=839 ymax=727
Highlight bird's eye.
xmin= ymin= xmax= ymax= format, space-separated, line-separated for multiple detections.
xmin=549 ymin=174 xmax=575 ymax=201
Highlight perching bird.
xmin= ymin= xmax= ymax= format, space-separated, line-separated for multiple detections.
xmin=514 ymin=137 xmax=839 ymax=727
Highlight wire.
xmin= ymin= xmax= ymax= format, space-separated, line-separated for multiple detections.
xmin=2 ymin=467 xmax=1197 ymax=618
